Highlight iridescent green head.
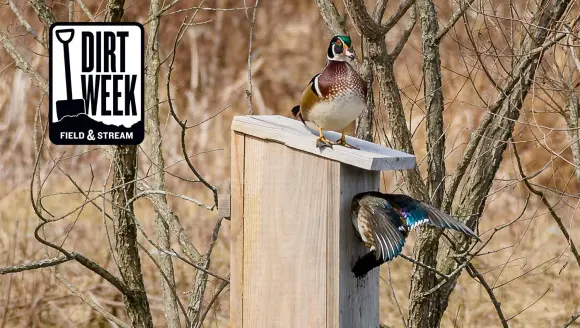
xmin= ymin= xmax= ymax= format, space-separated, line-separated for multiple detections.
xmin=327 ymin=35 xmax=356 ymax=61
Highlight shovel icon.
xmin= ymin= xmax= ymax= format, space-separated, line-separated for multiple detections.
xmin=55 ymin=29 xmax=85 ymax=121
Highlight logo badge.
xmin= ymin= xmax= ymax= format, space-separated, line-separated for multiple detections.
xmin=49 ymin=22 xmax=144 ymax=145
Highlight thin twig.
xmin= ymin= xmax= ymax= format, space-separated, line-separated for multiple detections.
xmin=138 ymin=243 xmax=190 ymax=327
xmin=0 ymin=256 xmax=70 ymax=274
xmin=56 ymin=273 xmax=131 ymax=328
xmin=512 ymin=138 xmax=580 ymax=267
xmin=198 ymin=278 xmax=230 ymax=325
xmin=466 ymin=263 xmax=509 ymax=328
xmin=166 ymin=19 xmax=219 ymax=207
xmin=76 ymin=0 xmax=96 ymax=21
xmin=400 ymin=254 xmax=449 ymax=279
xmin=505 ymin=287 xmax=551 ymax=321
xmin=127 ymin=190 xmax=213 ymax=210
xmin=0 ymin=30 xmax=48 ymax=94
xmin=33 ymin=222 xmax=129 ymax=295
xmin=435 ymin=0 xmax=477 ymax=43
xmin=386 ymin=264 xmax=407 ymax=328
xmin=246 ymin=0 xmax=259 ymax=114
xmin=8 ymin=0 xmax=43 ymax=46
xmin=563 ymin=312 xmax=580 ymax=327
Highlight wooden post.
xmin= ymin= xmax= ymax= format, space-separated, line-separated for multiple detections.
xmin=230 ymin=115 xmax=415 ymax=328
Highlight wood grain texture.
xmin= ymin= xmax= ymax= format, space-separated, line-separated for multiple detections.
xmin=231 ymin=133 xmax=381 ymax=327
xmin=327 ymin=164 xmax=380 ymax=328
xmin=337 ymin=164 xmax=380 ymax=328
xmin=230 ymin=131 xmax=245 ymax=328
xmin=231 ymin=115 xmax=416 ymax=171
xmin=242 ymin=136 xmax=333 ymax=327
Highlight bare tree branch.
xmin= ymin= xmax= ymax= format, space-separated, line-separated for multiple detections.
xmin=563 ymin=312 xmax=580 ymax=327
xmin=137 ymin=182 xmax=203 ymax=263
xmin=9 ymin=0 xmax=44 ymax=46
xmin=339 ymin=0 xmax=427 ymax=199
xmin=28 ymin=0 xmax=56 ymax=26
xmin=344 ymin=0 xmax=384 ymax=39
xmin=385 ymin=265 xmax=408 ymax=328
xmin=512 ymin=139 xmax=580 ymax=267
xmin=390 ymin=3 xmax=417 ymax=60
xmin=561 ymin=59 xmax=580 ymax=182
xmin=408 ymin=0 xmax=448 ymax=322
xmin=443 ymin=23 xmax=572 ymax=213
xmin=188 ymin=217 xmax=225 ymax=328
xmin=166 ymin=20 xmax=218 ymax=208
xmin=0 ymin=256 xmax=70 ymax=274
xmin=198 ymin=278 xmax=229 ymax=325
xmin=138 ymin=243 xmax=189 ymax=326
xmin=108 ymin=148 xmax=153 ymax=328
xmin=466 ymin=263 xmax=509 ymax=328
xmin=435 ymin=0 xmax=476 ymax=43
xmin=0 ymin=30 xmax=48 ymax=94
xmin=106 ymin=0 xmax=125 ymax=22
xmin=76 ymin=0 xmax=96 ymax=21
xmin=382 ymin=0 xmax=416 ymax=33
xmin=105 ymin=1 xmax=153 ymax=326
xmin=418 ymin=0 xmax=446 ymax=208
xmin=372 ymin=0 xmax=387 ymax=23
xmin=143 ymin=0 xmax=181 ymax=326
xmin=411 ymin=1 xmax=575 ymax=326
xmin=246 ymin=0 xmax=259 ymax=114
xmin=56 ymin=273 xmax=131 ymax=328
xmin=315 ymin=0 xmax=347 ymax=36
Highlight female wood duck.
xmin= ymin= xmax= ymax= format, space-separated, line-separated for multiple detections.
xmin=291 ymin=35 xmax=367 ymax=150
xmin=350 ymin=191 xmax=480 ymax=278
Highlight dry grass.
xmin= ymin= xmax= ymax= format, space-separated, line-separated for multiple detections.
xmin=1 ymin=0 xmax=579 ymax=327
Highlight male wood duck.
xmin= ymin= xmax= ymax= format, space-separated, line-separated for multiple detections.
xmin=291 ymin=35 xmax=367 ymax=150
xmin=351 ymin=191 xmax=481 ymax=278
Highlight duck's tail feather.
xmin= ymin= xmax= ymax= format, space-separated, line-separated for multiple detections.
xmin=291 ymin=105 xmax=306 ymax=124
xmin=291 ymin=105 xmax=300 ymax=117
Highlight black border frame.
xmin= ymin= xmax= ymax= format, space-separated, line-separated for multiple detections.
xmin=49 ymin=22 xmax=145 ymax=145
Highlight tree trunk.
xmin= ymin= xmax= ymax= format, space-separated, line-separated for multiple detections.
xmin=417 ymin=0 xmax=445 ymax=207
xmin=144 ymin=0 xmax=181 ymax=327
xmin=111 ymin=146 xmax=153 ymax=328
xmin=366 ymin=38 xmax=427 ymax=201
xmin=355 ymin=51 xmax=374 ymax=142
xmin=107 ymin=1 xmax=153 ymax=327
xmin=407 ymin=0 xmax=572 ymax=326
xmin=407 ymin=0 xmax=446 ymax=326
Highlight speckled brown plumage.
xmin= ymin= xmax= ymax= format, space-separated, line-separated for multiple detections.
xmin=316 ymin=61 xmax=366 ymax=100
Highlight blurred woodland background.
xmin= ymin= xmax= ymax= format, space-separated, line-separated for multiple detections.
xmin=0 ymin=0 xmax=579 ymax=327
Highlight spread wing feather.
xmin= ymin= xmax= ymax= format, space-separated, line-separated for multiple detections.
xmin=384 ymin=194 xmax=480 ymax=240
xmin=358 ymin=200 xmax=406 ymax=262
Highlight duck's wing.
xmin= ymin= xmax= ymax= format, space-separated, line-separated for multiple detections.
xmin=383 ymin=193 xmax=480 ymax=240
xmin=356 ymin=197 xmax=407 ymax=262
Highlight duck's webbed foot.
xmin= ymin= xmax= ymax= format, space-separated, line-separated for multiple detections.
xmin=333 ymin=131 xmax=359 ymax=150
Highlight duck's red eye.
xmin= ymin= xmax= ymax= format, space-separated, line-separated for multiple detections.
xmin=336 ymin=40 xmax=342 ymax=46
